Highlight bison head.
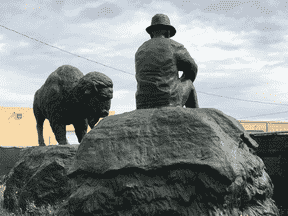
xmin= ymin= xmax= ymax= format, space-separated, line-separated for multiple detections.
xmin=80 ymin=72 xmax=113 ymax=117
xmin=65 ymin=71 xmax=113 ymax=125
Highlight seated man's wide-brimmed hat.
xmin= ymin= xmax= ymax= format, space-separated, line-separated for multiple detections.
xmin=146 ymin=14 xmax=176 ymax=38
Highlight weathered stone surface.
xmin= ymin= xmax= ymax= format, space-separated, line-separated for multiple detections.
xmin=0 ymin=174 xmax=7 ymax=185
xmin=3 ymin=145 xmax=79 ymax=214
xmin=54 ymin=107 xmax=279 ymax=215
xmin=33 ymin=64 xmax=113 ymax=146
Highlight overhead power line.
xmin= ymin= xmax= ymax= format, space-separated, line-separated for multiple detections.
xmin=197 ymin=91 xmax=288 ymax=106
xmin=198 ymin=92 xmax=288 ymax=119
xmin=0 ymin=24 xmax=134 ymax=76
xmin=238 ymin=110 xmax=288 ymax=119
xmin=1 ymin=24 xmax=288 ymax=120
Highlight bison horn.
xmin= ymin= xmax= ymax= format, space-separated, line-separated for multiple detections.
xmin=97 ymin=81 xmax=106 ymax=86
xmin=93 ymin=84 xmax=99 ymax=93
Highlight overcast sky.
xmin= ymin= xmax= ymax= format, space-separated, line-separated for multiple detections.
xmin=0 ymin=0 xmax=288 ymax=122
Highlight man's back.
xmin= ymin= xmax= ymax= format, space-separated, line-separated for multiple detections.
xmin=135 ymin=38 xmax=185 ymax=109
xmin=135 ymin=13 xmax=199 ymax=109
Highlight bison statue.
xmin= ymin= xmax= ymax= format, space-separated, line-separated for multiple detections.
xmin=33 ymin=65 xmax=113 ymax=146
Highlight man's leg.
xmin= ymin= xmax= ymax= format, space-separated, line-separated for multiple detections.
xmin=181 ymin=79 xmax=199 ymax=108
xmin=185 ymin=86 xmax=199 ymax=108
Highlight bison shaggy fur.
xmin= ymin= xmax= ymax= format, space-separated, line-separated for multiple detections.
xmin=33 ymin=65 xmax=113 ymax=146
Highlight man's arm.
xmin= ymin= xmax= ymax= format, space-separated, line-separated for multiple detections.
xmin=175 ymin=47 xmax=198 ymax=83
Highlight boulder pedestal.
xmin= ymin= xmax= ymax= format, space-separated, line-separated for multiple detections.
xmin=54 ymin=107 xmax=279 ymax=215
xmin=3 ymin=145 xmax=79 ymax=214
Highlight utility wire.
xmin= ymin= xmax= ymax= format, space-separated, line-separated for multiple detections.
xmin=1 ymin=24 xmax=288 ymax=120
xmin=199 ymin=91 xmax=288 ymax=119
xmin=197 ymin=91 xmax=288 ymax=106
xmin=238 ymin=110 xmax=288 ymax=119
xmin=0 ymin=24 xmax=134 ymax=76
xmin=197 ymin=92 xmax=288 ymax=119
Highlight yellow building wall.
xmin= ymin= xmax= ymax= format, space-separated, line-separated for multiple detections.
xmin=1 ymin=106 xmax=288 ymax=147
xmin=239 ymin=120 xmax=288 ymax=132
xmin=0 ymin=106 xmax=115 ymax=147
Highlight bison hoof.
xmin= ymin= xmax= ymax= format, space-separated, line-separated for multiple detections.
xmin=39 ymin=143 xmax=46 ymax=146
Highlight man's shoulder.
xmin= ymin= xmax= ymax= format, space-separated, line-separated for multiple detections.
xmin=145 ymin=38 xmax=184 ymax=47
xmin=136 ymin=40 xmax=150 ymax=53
xmin=169 ymin=39 xmax=184 ymax=48
xmin=135 ymin=39 xmax=185 ymax=55
xmin=138 ymin=38 xmax=185 ymax=48
xmin=169 ymin=38 xmax=184 ymax=46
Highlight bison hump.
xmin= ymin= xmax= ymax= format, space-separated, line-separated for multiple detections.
xmin=44 ymin=65 xmax=84 ymax=99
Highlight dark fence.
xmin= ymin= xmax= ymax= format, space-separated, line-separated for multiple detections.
xmin=250 ymin=131 xmax=288 ymax=215
xmin=0 ymin=147 xmax=25 ymax=177
xmin=0 ymin=145 xmax=76 ymax=178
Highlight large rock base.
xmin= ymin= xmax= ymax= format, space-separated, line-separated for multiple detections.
xmin=54 ymin=107 xmax=279 ymax=216
xmin=56 ymin=166 xmax=278 ymax=215
xmin=3 ymin=145 xmax=79 ymax=214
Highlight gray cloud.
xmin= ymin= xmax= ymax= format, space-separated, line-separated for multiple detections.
xmin=205 ymin=43 xmax=242 ymax=51
xmin=126 ymin=0 xmax=154 ymax=9
xmin=1 ymin=0 xmax=288 ymax=121
xmin=72 ymin=3 xmax=123 ymax=23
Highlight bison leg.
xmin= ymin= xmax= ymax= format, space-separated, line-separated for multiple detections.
xmin=88 ymin=116 xmax=100 ymax=130
xmin=35 ymin=114 xmax=46 ymax=146
xmin=73 ymin=118 xmax=88 ymax=144
xmin=50 ymin=121 xmax=69 ymax=145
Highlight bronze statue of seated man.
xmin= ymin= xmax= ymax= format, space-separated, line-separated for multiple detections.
xmin=135 ymin=14 xmax=199 ymax=109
